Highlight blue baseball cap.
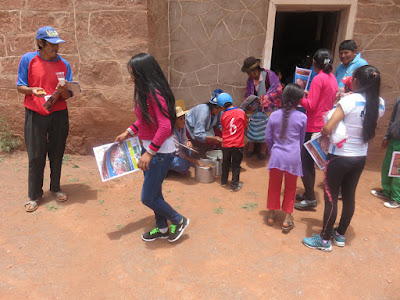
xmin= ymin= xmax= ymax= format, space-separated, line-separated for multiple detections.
xmin=36 ymin=26 xmax=66 ymax=44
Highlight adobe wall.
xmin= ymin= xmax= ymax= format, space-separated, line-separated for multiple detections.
xmin=354 ymin=0 xmax=400 ymax=159
xmin=0 ymin=0 xmax=168 ymax=155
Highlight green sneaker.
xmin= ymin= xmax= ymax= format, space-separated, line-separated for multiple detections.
xmin=142 ymin=227 xmax=169 ymax=242
xmin=168 ymin=217 xmax=189 ymax=243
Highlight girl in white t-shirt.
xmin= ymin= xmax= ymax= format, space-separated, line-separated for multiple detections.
xmin=303 ymin=65 xmax=385 ymax=251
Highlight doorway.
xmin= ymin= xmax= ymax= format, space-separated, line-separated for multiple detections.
xmin=270 ymin=11 xmax=340 ymax=85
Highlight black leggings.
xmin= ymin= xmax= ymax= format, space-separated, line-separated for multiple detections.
xmin=320 ymin=154 xmax=366 ymax=240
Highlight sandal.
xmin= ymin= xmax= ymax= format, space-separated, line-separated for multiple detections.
xmin=25 ymin=200 xmax=39 ymax=212
xmin=51 ymin=191 xmax=68 ymax=202
xmin=267 ymin=211 xmax=276 ymax=226
xmin=282 ymin=220 xmax=294 ymax=233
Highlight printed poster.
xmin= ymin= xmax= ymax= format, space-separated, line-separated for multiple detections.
xmin=294 ymin=67 xmax=312 ymax=91
xmin=304 ymin=133 xmax=330 ymax=170
xmin=388 ymin=151 xmax=400 ymax=177
xmin=93 ymin=137 xmax=142 ymax=182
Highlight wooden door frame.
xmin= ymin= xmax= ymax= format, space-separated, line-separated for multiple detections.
xmin=262 ymin=0 xmax=358 ymax=71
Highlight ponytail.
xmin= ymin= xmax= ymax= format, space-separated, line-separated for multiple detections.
xmin=352 ymin=65 xmax=381 ymax=143
xmin=313 ymin=49 xmax=333 ymax=74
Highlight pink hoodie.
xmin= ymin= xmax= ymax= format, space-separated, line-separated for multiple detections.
xmin=129 ymin=93 xmax=172 ymax=153
xmin=300 ymin=70 xmax=338 ymax=132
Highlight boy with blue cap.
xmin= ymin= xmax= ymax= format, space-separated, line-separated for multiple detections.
xmin=17 ymin=26 xmax=73 ymax=212
xmin=218 ymin=93 xmax=247 ymax=192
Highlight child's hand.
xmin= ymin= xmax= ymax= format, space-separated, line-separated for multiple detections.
xmin=382 ymin=139 xmax=389 ymax=149
xmin=114 ymin=130 xmax=131 ymax=144
xmin=214 ymin=136 xmax=223 ymax=143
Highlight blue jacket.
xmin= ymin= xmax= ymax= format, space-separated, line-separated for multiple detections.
xmin=335 ymin=53 xmax=368 ymax=87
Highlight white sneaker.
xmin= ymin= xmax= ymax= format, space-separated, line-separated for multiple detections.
xmin=370 ymin=189 xmax=389 ymax=200
xmin=384 ymin=200 xmax=400 ymax=208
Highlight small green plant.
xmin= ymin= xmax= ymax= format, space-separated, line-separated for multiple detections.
xmin=97 ymin=200 xmax=104 ymax=205
xmin=116 ymin=224 xmax=125 ymax=230
xmin=0 ymin=116 xmax=21 ymax=152
xmin=210 ymin=197 xmax=220 ymax=203
xmin=240 ymin=202 xmax=258 ymax=211
xmin=69 ymin=177 xmax=79 ymax=182
xmin=246 ymin=191 xmax=260 ymax=199
xmin=72 ymin=164 xmax=79 ymax=168
xmin=102 ymin=212 xmax=109 ymax=216
xmin=62 ymin=154 xmax=72 ymax=164
xmin=97 ymin=188 xmax=103 ymax=192
xmin=214 ymin=206 xmax=224 ymax=214
xmin=46 ymin=203 xmax=62 ymax=211
xmin=130 ymin=209 xmax=134 ymax=213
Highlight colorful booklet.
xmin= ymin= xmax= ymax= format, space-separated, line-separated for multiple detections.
xmin=93 ymin=137 xmax=142 ymax=182
xmin=294 ymin=67 xmax=312 ymax=91
xmin=304 ymin=133 xmax=330 ymax=170
xmin=388 ymin=151 xmax=400 ymax=177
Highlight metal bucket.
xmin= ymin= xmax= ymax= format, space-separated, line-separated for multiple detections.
xmin=206 ymin=150 xmax=222 ymax=176
xmin=195 ymin=159 xmax=216 ymax=183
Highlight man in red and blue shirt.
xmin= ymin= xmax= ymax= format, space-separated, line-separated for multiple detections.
xmin=218 ymin=93 xmax=247 ymax=192
xmin=17 ymin=26 xmax=73 ymax=212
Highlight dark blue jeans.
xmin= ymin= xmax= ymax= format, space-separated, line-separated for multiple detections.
xmin=141 ymin=149 xmax=182 ymax=229
xmin=169 ymin=155 xmax=190 ymax=174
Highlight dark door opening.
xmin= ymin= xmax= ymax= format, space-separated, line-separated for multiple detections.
xmin=271 ymin=11 xmax=340 ymax=85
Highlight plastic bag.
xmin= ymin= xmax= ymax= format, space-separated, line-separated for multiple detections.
xmin=325 ymin=108 xmax=347 ymax=148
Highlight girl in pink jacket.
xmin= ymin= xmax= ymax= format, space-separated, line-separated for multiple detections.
xmin=295 ymin=49 xmax=338 ymax=210
xmin=115 ymin=53 xmax=189 ymax=243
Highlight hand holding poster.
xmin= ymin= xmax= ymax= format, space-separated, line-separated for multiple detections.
xmin=304 ymin=133 xmax=330 ymax=170
xmin=93 ymin=137 xmax=142 ymax=182
xmin=294 ymin=67 xmax=312 ymax=91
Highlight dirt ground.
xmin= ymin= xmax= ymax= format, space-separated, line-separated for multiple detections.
xmin=0 ymin=150 xmax=399 ymax=299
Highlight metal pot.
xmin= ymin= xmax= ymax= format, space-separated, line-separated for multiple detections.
xmin=195 ymin=159 xmax=216 ymax=183
xmin=206 ymin=150 xmax=223 ymax=176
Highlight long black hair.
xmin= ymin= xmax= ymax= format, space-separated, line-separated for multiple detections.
xmin=352 ymin=65 xmax=381 ymax=143
xmin=280 ymin=83 xmax=304 ymax=139
xmin=127 ymin=53 xmax=176 ymax=129
xmin=313 ymin=49 xmax=333 ymax=74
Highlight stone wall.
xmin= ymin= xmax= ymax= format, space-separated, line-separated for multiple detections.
xmin=0 ymin=0 xmax=164 ymax=155
xmin=169 ymin=0 xmax=268 ymax=107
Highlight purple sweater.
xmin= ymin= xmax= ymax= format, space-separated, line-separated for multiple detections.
xmin=265 ymin=109 xmax=307 ymax=176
